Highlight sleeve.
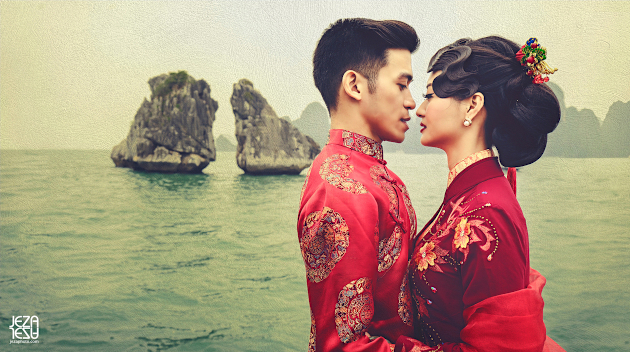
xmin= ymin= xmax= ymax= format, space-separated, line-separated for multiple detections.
xmin=298 ymin=182 xmax=394 ymax=352
xmin=458 ymin=206 xmax=529 ymax=309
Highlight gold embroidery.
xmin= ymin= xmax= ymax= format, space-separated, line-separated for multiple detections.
xmin=341 ymin=130 xmax=383 ymax=160
xmin=319 ymin=154 xmax=368 ymax=194
xmin=453 ymin=218 xmax=471 ymax=249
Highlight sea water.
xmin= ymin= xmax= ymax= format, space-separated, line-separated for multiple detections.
xmin=1 ymin=150 xmax=628 ymax=351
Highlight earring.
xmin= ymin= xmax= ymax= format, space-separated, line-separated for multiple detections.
xmin=463 ymin=118 xmax=472 ymax=127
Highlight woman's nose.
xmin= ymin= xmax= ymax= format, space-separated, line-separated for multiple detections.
xmin=416 ymin=100 xmax=427 ymax=117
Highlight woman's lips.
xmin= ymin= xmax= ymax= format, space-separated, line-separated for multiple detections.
xmin=420 ymin=123 xmax=426 ymax=133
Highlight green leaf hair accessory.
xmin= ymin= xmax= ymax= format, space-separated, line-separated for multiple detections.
xmin=515 ymin=38 xmax=558 ymax=84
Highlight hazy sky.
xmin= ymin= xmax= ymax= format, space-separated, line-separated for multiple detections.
xmin=2 ymin=0 xmax=629 ymax=150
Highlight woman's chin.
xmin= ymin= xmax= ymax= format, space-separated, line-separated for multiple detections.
xmin=420 ymin=138 xmax=442 ymax=151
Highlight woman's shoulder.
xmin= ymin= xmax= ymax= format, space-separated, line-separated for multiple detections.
xmin=463 ymin=174 xmax=522 ymax=214
xmin=443 ymin=177 xmax=526 ymax=241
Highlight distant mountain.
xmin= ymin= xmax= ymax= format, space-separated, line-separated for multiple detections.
xmin=215 ymin=134 xmax=236 ymax=152
xmin=292 ymin=102 xmax=330 ymax=147
xmin=546 ymin=106 xmax=602 ymax=157
xmin=546 ymin=83 xmax=630 ymax=158
xmin=600 ymin=101 xmax=630 ymax=157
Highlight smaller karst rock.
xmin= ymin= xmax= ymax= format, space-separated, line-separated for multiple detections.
xmin=231 ymin=79 xmax=320 ymax=175
xmin=111 ymin=71 xmax=217 ymax=173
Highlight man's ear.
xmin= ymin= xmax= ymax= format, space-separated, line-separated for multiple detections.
xmin=465 ymin=92 xmax=485 ymax=121
xmin=341 ymin=70 xmax=364 ymax=102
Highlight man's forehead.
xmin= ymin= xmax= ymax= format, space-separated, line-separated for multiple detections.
xmin=382 ymin=48 xmax=413 ymax=77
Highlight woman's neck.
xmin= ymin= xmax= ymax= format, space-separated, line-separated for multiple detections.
xmin=444 ymin=138 xmax=489 ymax=170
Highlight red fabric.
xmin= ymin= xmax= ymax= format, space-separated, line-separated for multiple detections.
xmin=395 ymin=269 xmax=566 ymax=352
xmin=507 ymin=167 xmax=517 ymax=195
xmin=399 ymin=158 xmax=564 ymax=352
xmin=298 ymin=129 xmax=416 ymax=351
xmin=409 ymin=158 xmax=530 ymax=344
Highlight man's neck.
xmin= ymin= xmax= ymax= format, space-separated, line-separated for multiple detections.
xmin=330 ymin=109 xmax=380 ymax=142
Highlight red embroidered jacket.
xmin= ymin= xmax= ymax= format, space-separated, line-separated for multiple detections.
xmin=397 ymin=156 xmax=564 ymax=352
xmin=298 ymin=129 xmax=417 ymax=351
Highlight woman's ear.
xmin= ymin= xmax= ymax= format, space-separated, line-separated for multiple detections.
xmin=466 ymin=92 xmax=485 ymax=121
xmin=341 ymin=70 xmax=364 ymax=102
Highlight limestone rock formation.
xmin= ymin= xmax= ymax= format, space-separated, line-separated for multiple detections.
xmin=231 ymin=79 xmax=320 ymax=174
xmin=111 ymin=71 xmax=217 ymax=173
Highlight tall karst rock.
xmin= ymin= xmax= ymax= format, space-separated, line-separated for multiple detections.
xmin=231 ymin=79 xmax=320 ymax=174
xmin=111 ymin=71 xmax=217 ymax=173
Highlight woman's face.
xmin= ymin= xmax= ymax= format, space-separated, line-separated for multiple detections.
xmin=416 ymin=71 xmax=468 ymax=149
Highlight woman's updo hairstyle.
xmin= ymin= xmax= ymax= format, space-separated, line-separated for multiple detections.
xmin=428 ymin=36 xmax=561 ymax=167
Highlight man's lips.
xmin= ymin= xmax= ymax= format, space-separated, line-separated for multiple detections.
xmin=401 ymin=117 xmax=410 ymax=130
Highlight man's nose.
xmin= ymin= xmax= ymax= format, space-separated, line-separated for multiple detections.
xmin=404 ymin=93 xmax=416 ymax=110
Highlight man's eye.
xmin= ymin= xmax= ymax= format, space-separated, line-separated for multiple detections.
xmin=398 ymin=84 xmax=408 ymax=90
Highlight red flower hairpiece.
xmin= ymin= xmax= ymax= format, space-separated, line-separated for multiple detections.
xmin=515 ymin=38 xmax=557 ymax=84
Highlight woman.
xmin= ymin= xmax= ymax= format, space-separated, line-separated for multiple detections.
xmin=396 ymin=37 xmax=565 ymax=351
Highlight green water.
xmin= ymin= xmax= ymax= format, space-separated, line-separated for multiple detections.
xmin=1 ymin=150 xmax=628 ymax=351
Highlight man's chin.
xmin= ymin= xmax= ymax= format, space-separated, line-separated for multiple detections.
xmin=386 ymin=135 xmax=405 ymax=144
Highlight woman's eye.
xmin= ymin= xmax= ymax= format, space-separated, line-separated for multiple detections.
xmin=422 ymin=93 xmax=434 ymax=100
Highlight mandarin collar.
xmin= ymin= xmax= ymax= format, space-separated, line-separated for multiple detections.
xmin=447 ymin=149 xmax=495 ymax=187
xmin=328 ymin=129 xmax=384 ymax=162
xmin=444 ymin=157 xmax=505 ymax=203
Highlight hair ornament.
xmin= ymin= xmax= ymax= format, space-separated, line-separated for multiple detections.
xmin=515 ymin=38 xmax=557 ymax=84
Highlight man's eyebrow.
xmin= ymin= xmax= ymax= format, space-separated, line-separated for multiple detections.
xmin=399 ymin=73 xmax=413 ymax=83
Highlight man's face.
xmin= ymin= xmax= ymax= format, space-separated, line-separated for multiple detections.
xmin=360 ymin=48 xmax=416 ymax=143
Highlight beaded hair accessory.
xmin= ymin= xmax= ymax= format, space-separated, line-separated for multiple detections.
xmin=515 ymin=38 xmax=558 ymax=84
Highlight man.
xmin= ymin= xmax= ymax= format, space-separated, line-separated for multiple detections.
xmin=297 ymin=18 xmax=419 ymax=351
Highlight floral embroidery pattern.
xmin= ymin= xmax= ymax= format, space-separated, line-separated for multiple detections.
xmin=453 ymin=217 xmax=496 ymax=262
xmin=398 ymin=183 xmax=418 ymax=237
xmin=398 ymin=275 xmax=413 ymax=326
xmin=370 ymin=165 xmax=400 ymax=222
xmin=453 ymin=218 xmax=471 ymax=249
xmin=300 ymin=207 xmax=350 ymax=283
xmin=335 ymin=277 xmax=374 ymax=343
xmin=412 ymin=240 xmax=450 ymax=274
xmin=378 ymin=225 xmax=403 ymax=272
xmin=428 ymin=194 xmax=497 ymax=262
xmin=319 ymin=154 xmax=368 ymax=194
xmin=308 ymin=309 xmax=316 ymax=352
xmin=341 ymin=130 xmax=383 ymax=160
xmin=414 ymin=241 xmax=437 ymax=272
